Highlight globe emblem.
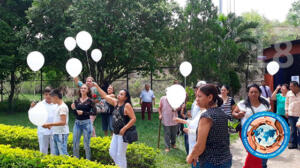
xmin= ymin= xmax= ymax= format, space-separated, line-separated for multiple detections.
xmin=254 ymin=124 xmax=278 ymax=147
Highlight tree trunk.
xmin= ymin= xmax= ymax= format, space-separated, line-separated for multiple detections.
xmin=8 ymin=71 xmax=15 ymax=113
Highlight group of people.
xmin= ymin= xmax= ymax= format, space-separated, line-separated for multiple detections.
xmin=31 ymin=76 xmax=300 ymax=168
xmin=159 ymin=79 xmax=300 ymax=168
xmin=31 ymin=76 xmax=136 ymax=168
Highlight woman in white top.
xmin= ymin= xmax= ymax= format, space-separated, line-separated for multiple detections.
xmin=232 ymin=84 xmax=270 ymax=168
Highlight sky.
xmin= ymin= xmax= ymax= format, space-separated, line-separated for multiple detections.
xmin=175 ymin=0 xmax=296 ymax=22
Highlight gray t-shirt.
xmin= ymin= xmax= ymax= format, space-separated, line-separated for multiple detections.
xmin=198 ymin=107 xmax=232 ymax=166
xmin=52 ymin=102 xmax=69 ymax=134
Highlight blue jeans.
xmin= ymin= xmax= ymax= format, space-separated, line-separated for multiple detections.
xmin=73 ymin=119 xmax=93 ymax=160
xmin=288 ymin=116 xmax=300 ymax=147
xmin=53 ymin=134 xmax=69 ymax=156
xmin=192 ymin=162 xmax=200 ymax=168
xmin=199 ymin=159 xmax=232 ymax=168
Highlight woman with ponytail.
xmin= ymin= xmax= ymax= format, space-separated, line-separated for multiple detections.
xmin=232 ymin=84 xmax=270 ymax=168
xmin=187 ymin=84 xmax=232 ymax=168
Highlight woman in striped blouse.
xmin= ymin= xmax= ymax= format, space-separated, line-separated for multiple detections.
xmin=219 ymin=85 xmax=236 ymax=119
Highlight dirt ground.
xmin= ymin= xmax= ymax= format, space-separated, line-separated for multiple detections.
xmin=231 ymin=138 xmax=300 ymax=168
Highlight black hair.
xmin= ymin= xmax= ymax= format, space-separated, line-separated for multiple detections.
xmin=50 ymin=89 xmax=63 ymax=99
xmin=281 ymin=83 xmax=289 ymax=90
xmin=120 ymin=89 xmax=132 ymax=105
xmin=221 ymin=85 xmax=230 ymax=95
xmin=290 ymin=81 xmax=299 ymax=87
xmin=199 ymin=84 xmax=223 ymax=107
xmin=245 ymin=84 xmax=270 ymax=109
xmin=43 ymin=86 xmax=52 ymax=94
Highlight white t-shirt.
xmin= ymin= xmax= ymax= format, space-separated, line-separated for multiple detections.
xmin=37 ymin=100 xmax=57 ymax=135
xmin=187 ymin=109 xmax=206 ymax=154
xmin=237 ymin=100 xmax=271 ymax=126
xmin=52 ymin=102 xmax=69 ymax=134
xmin=191 ymin=100 xmax=201 ymax=120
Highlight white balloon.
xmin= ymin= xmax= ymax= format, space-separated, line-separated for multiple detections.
xmin=76 ymin=31 xmax=92 ymax=51
xmin=166 ymin=84 xmax=186 ymax=110
xmin=64 ymin=37 xmax=76 ymax=51
xmin=66 ymin=58 xmax=83 ymax=77
xmin=27 ymin=51 xmax=45 ymax=72
xmin=179 ymin=61 xmax=192 ymax=77
xmin=91 ymin=49 xmax=102 ymax=62
xmin=28 ymin=102 xmax=48 ymax=126
xmin=267 ymin=61 xmax=280 ymax=75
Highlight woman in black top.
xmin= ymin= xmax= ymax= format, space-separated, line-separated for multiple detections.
xmin=93 ymin=82 xmax=136 ymax=168
xmin=71 ymin=84 xmax=96 ymax=160
xmin=187 ymin=84 xmax=232 ymax=168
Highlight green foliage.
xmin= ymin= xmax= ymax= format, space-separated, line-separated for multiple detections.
xmin=287 ymin=1 xmax=300 ymax=27
xmin=0 ymin=144 xmax=117 ymax=168
xmin=0 ymin=99 xmax=32 ymax=113
xmin=185 ymin=87 xmax=195 ymax=110
xmin=0 ymin=124 xmax=159 ymax=168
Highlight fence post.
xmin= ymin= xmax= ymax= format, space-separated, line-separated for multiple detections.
xmin=126 ymin=73 xmax=129 ymax=91
xmin=150 ymin=71 xmax=153 ymax=89
xmin=0 ymin=80 xmax=3 ymax=102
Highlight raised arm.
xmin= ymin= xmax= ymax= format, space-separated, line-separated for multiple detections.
xmin=93 ymin=83 xmax=117 ymax=107
xmin=120 ymin=103 xmax=137 ymax=135
xmin=271 ymin=85 xmax=281 ymax=101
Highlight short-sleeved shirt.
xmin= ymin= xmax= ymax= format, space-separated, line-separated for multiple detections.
xmin=237 ymin=99 xmax=270 ymax=126
xmin=198 ymin=107 xmax=232 ymax=166
xmin=37 ymin=100 xmax=58 ymax=135
xmin=191 ymin=100 xmax=201 ymax=120
xmin=160 ymin=96 xmax=177 ymax=126
xmin=140 ymin=89 xmax=155 ymax=103
xmin=52 ymin=103 xmax=69 ymax=134
xmin=276 ymin=93 xmax=286 ymax=116
xmin=78 ymin=81 xmax=101 ymax=101
xmin=220 ymin=97 xmax=235 ymax=119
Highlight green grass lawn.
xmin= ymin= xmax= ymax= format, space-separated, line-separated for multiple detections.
xmin=0 ymin=111 xmax=238 ymax=168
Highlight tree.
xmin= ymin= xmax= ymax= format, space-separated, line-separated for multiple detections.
xmin=0 ymin=0 xmax=33 ymax=111
xmin=181 ymin=0 xmax=259 ymax=95
xmin=23 ymin=0 xmax=182 ymax=87
xmin=287 ymin=1 xmax=300 ymax=27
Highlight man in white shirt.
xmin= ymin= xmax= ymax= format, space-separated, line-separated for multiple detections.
xmin=31 ymin=87 xmax=57 ymax=155
xmin=140 ymin=84 xmax=155 ymax=120
xmin=259 ymin=80 xmax=272 ymax=100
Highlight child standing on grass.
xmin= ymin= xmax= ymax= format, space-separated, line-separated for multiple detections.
xmin=42 ymin=89 xmax=69 ymax=156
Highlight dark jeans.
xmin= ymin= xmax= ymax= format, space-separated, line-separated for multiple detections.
xmin=184 ymin=133 xmax=189 ymax=154
xmin=141 ymin=102 xmax=152 ymax=120
xmin=101 ymin=113 xmax=113 ymax=131
xmin=199 ymin=159 xmax=232 ymax=168
xmin=288 ymin=116 xmax=300 ymax=147
xmin=163 ymin=125 xmax=178 ymax=148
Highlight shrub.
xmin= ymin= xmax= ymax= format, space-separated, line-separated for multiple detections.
xmin=0 ymin=99 xmax=32 ymax=113
xmin=0 ymin=124 xmax=159 ymax=168
xmin=0 ymin=144 xmax=116 ymax=168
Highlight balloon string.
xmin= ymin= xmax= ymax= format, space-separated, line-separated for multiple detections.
xmin=33 ymin=73 xmax=36 ymax=101
xmin=69 ymin=51 xmax=72 ymax=58
xmin=85 ymin=51 xmax=91 ymax=76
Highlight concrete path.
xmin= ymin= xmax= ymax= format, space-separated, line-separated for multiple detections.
xmin=231 ymin=138 xmax=300 ymax=168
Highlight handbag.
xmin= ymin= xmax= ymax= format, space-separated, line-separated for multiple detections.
xmin=123 ymin=125 xmax=138 ymax=144
xmin=95 ymin=99 xmax=109 ymax=114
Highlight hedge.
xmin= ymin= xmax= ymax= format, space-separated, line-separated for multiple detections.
xmin=0 ymin=124 xmax=159 ymax=168
xmin=0 ymin=144 xmax=117 ymax=168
